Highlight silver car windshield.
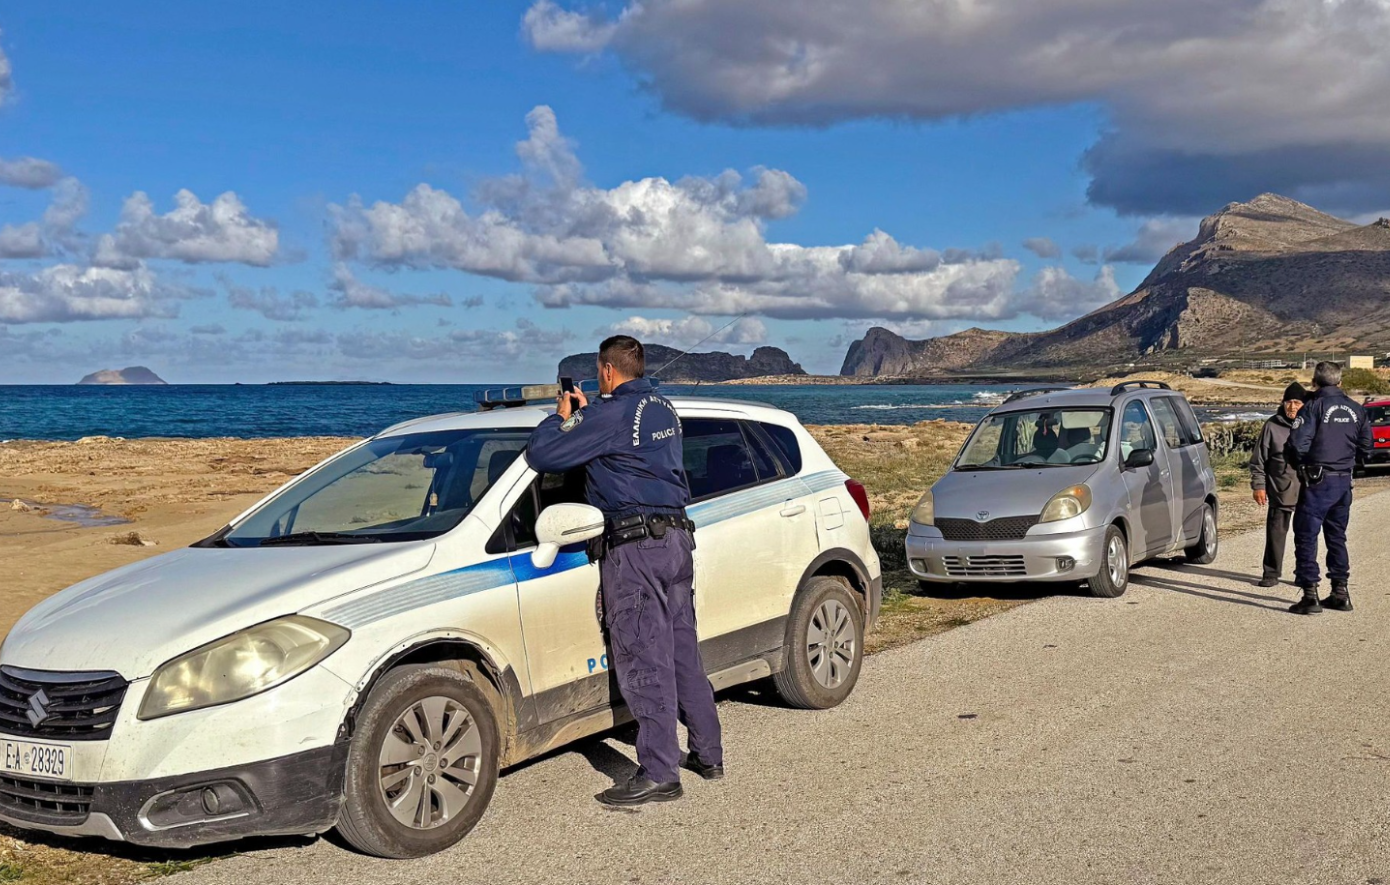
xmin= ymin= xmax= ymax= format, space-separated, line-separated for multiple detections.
xmin=957 ymin=408 xmax=1112 ymax=469
xmin=219 ymin=429 xmax=529 ymax=547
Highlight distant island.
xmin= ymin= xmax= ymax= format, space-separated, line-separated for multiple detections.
xmin=267 ymin=381 xmax=394 ymax=386
xmin=77 ymin=366 xmax=167 ymax=385
xmin=559 ymin=345 xmax=806 ymax=383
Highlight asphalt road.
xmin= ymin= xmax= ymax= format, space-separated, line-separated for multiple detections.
xmin=179 ymin=493 xmax=1390 ymax=885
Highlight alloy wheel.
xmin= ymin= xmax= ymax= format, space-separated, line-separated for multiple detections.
xmin=377 ymin=695 xmax=484 ymax=829
xmin=1107 ymin=534 xmax=1128 ymax=588
xmin=807 ymin=599 xmax=856 ymax=690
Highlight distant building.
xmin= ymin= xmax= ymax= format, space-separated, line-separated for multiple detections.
xmin=1349 ymin=355 xmax=1376 ymax=369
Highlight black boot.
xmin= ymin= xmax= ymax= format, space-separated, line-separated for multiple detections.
xmin=1289 ymin=586 xmax=1323 ymax=615
xmin=1321 ymin=582 xmax=1353 ymax=612
xmin=596 ymin=774 xmax=683 ymax=807
xmin=1257 ymin=575 xmax=1279 ymax=588
xmin=682 ymin=753 xmax=725 ymax=781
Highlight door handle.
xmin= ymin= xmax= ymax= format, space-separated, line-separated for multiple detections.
xmin=780 ymin=503 xmax=807 ymax=517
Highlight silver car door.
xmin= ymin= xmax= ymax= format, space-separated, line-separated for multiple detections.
xmin=1117 ymin=399 xmax=1174 ymax=556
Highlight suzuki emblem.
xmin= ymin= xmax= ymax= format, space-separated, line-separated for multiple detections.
xmin=976 ymin=510 xmax=990 ymax=522
xmin=26 ymin=688 xmax=51 ymax=727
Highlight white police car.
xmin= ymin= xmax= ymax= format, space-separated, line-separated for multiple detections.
xmin=0 ymin=393 xmax=880 ymax=858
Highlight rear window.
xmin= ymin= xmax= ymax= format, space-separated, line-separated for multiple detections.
xmin=1148 ymin=398 xmax=1185 ymax=448
xmin=1168 ymin=396 xmax=1204 ymax=445
xmin=683 ymin=420 xmax=761 ymax=500
xmin=758 ymin=422 xmax=803 ymax=474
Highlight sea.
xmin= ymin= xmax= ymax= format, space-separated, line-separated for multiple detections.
xmin=0 ymin=384 xmax=1261 ymax=441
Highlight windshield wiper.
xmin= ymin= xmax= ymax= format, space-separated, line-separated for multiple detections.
xmin=259 ymin=531 xmax=383 ymax=547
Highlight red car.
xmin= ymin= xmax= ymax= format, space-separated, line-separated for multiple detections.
xmin=1367 ymin=398 xmax=1390 ymax=467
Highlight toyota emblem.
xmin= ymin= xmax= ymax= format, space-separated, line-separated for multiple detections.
xmin=976 ymin=510 xmax=990 ymax=522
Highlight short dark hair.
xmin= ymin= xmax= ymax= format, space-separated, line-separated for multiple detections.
xmin=1312 ymin=361 xmax=1342 ymax=388
xmin=599 ymin=335 xmax=645 ymax=378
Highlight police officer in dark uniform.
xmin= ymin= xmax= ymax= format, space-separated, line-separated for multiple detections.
xmin=1287 ymin=362 xmax=1373 ymax=615
xmin=526 ymin=335 xmax=724 ymax=806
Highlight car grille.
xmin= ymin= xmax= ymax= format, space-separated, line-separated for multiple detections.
xmin=0 ymin=774 xmax=94 ymax=825
xmin=942 ymin=555 xmax=1029 ymax=578
xmin=0 ymin=666 xmax=128 ymax=741
xmin=936 ymin=516 xmax=1040 ymax=541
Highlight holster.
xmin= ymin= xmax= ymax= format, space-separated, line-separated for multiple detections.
xmin=1300 ymin=465 xmax=1326 ymax=486
xmin=591 ymin=512 xmax=696 ymax=560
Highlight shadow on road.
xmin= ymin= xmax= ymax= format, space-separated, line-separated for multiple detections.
xmin=1131 ymin=573 xmax=1291 ymax=611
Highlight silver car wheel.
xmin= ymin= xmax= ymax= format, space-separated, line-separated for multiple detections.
xmin=807 ymin=599 xmax=856 ymax=690
xmin=377 ymin=695 xmax=483 ymax=830
xmin=1203 ymin=508 xmax=1217 ymax=556
xmin=1107 ymin=534 xmax=1129 ymax=588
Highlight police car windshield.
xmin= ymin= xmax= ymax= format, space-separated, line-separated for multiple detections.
xmin=957 ymin=408 xmax=1112 ymax=469
xmin=1369 ymin=405 xmax=1390 ymax=426
xmin=222 ymin=429 xmax=528 ymax=547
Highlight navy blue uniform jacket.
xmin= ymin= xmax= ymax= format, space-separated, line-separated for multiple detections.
xmin=1290 ymin=385 xmax=1372 ymax=472
xmin=525 ymin=378 xmax=689 ymax=519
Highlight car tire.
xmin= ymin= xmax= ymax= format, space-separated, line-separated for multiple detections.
xmin=773 ymin=576 xmax=864 ymax=710
xmin=1184 ymin=502 xmax=1219 ymax=564
xmin=337 ymin=664 xmax=500 ymax=859
xmin=1086 ymin=525 xmax=1130 ymax=598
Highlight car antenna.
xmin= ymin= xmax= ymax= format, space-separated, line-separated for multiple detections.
xmin=652 ymin=313 xmax=751 ymax=379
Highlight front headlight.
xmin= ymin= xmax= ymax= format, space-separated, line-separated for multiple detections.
xmin=911 ymin=490 xmax=935 ymax=526
xmin=139 ymin=615 xmax=349 ymax=720
xmin=1039 ymin=484 xmax=1093 ymax=524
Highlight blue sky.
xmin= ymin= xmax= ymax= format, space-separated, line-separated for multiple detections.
xmin=2 ymin=1 xmax=1386 ymax=383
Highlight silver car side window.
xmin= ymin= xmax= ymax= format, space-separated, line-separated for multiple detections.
xmin=1119 ymin=401 xmax=1157 ymax=461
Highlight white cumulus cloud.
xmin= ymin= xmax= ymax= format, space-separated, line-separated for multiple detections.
xmin=522 ymin=0 xmax=620 ymax=52
xmin=93 ymin=189 xmax=280 ymax=267
xmin=327 ymin=264 xmax=452 ymax=311
xmin=0 ymin=263 xmax=195 ymax=324
xmin=1021 ymin=266 xmax=1122 ymax=322
xmin=332 ymin=106 xmax=1043 ymax=323
xmin=0 ymin=157 xmax=64 ymax=190
xmin=605 ymin=315 xmax=768 ymax=347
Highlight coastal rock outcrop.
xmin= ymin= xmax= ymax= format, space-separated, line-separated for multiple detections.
xmin=77 ymin=366 xmax=168 ymax=385
xmin=559 ymin=345 xmax=805 ymax=383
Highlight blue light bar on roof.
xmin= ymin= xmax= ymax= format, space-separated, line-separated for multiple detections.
xmin=473 ymin=379 xmax=612 ymax=410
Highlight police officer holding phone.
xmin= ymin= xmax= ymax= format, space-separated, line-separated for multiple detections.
xmin=526 ymin=336 xmax=724 ymax=806
xmin=1288 ymin=362 xmax=1373 ymax=615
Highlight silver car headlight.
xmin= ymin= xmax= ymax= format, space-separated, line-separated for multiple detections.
xmin=911 ymin=490 xmax=935 ymax=526
xmin=138 ymin=615 xmax=350 ymax=720
xmin=1039 ymin=484 xmax=1093 ymax=524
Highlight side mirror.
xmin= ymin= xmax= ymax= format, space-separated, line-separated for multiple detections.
xmin=532 ymin=503 xmax=606 ymax=569
xmin=1124 ymin=448 xmax=1155 ymax=470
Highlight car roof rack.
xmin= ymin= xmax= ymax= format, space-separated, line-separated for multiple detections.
xmin=1001 ymin=386 xmax=1073 ymax=405
xmin=1109 ymin=380 xmax=1172 ymax=396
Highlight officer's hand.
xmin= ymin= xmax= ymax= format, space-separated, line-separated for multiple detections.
xmin=571 ymin=388 xmax=589 ymax=410
xmin=1253 ymin=489 xmax=1268 ymax=506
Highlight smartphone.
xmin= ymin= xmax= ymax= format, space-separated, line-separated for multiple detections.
xmin=559 ymin=376 xmax=576 ymax=395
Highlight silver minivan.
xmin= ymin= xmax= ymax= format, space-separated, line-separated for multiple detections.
xmin=906 ymin=381 xmax=1218 ymax=597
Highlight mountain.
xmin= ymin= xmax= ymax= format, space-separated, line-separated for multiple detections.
xmin=840 ymin=327 xmax=1027 ymax=376
xmin=840 ymin=194 xmax=1390 ymax=376
xmin=559 ymin=345 xmax=805 ymax=383
xmin=77 ymin=366 xmax=168 ymax=385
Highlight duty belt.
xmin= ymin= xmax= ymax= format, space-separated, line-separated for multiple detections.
xmin=601 ymin=512 xmax=696 ymax=551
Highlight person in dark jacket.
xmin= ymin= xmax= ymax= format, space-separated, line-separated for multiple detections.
xmin=1287 ymin=362 xmax=1374 ymax=615
xmin=1250 ymin=382 xmax=1307 ymax=587
xmin=527 ymin=336 xmax=723 ymax=806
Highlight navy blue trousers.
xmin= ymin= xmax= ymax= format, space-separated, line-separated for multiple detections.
xmin=1293 ymin=474 xmax=1353 ymax=588
xmin=600 ymin=529 xmax=723 ymax=783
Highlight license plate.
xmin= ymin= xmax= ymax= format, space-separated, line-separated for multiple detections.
xmin=1 ymin=738 xmax=72 ymax=781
